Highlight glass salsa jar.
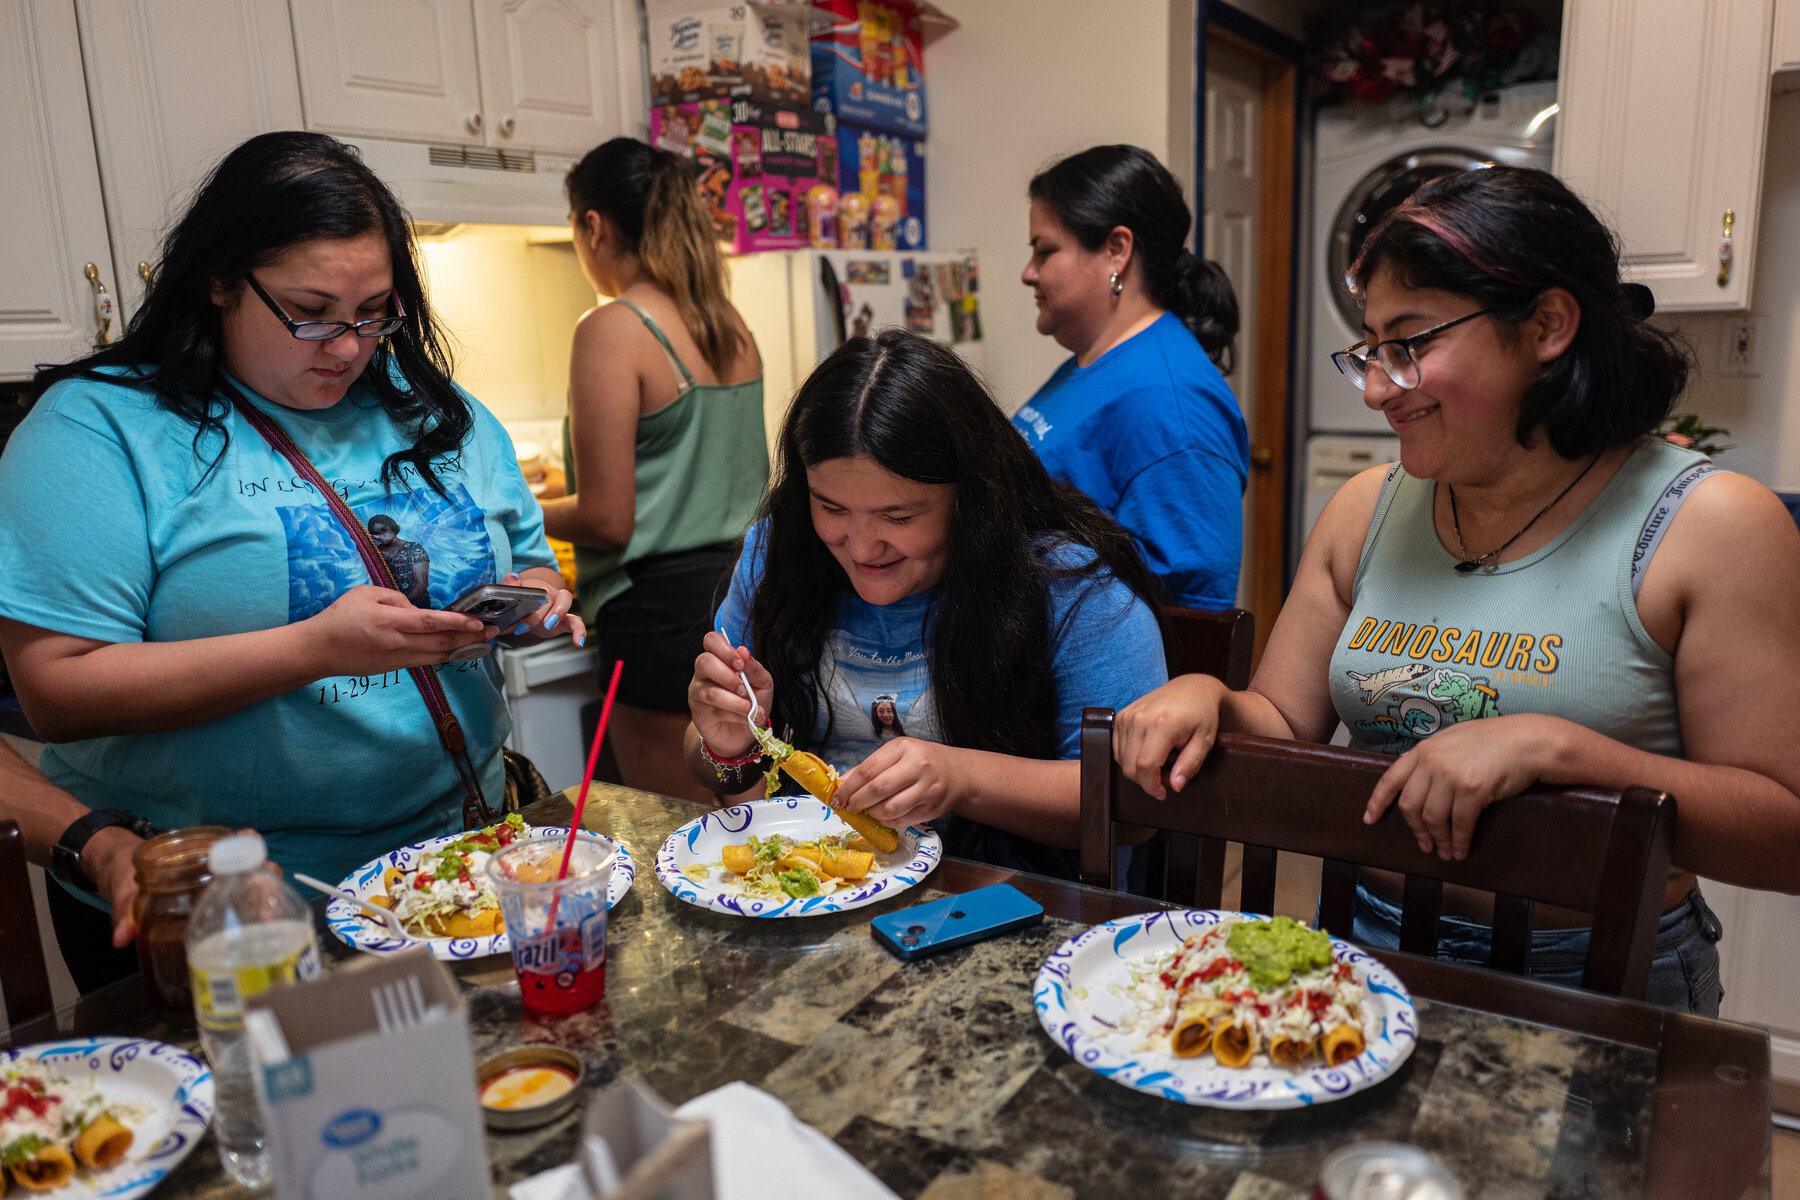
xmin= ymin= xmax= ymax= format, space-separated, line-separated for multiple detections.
xmin=131 ymin=825 xmax=234 ymax=1022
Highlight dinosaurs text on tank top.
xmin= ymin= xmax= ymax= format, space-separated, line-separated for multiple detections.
xmin=1328 ymin=438 xmax=1715 ymax=759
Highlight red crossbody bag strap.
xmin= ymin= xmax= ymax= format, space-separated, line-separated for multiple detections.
xmin=224 ymin=383 xmax=497 ymax=828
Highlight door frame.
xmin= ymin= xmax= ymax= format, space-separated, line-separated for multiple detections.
xmin=1194 ymin=2 xmax=1303 ymax=665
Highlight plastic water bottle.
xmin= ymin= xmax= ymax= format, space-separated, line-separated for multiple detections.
xmin=185 ymin=832 xmax=321 ymax=1188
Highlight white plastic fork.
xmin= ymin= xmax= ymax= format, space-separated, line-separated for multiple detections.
xmin=716 ymin=621 xmax=765 ymax=742
xmin=371 ymin=975 xmax=440 ymax=1034
xmin=293 ymin=871 xmax=409 ymax=940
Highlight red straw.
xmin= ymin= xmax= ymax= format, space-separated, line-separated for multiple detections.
xmin=555 ymin=659 xmax=624 ymax=886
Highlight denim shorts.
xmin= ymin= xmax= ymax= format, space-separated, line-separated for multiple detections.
xmin=1349 ymin=879 xmax=1724 ymax=1016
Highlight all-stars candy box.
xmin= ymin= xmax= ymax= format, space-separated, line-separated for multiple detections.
xmin=653 ymin=98 xmax=833 ymax=253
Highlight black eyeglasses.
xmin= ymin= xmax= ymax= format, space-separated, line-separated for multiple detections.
xmin=1330 ymin=304 xmax=1499 ymax=391
xmin=246 ymin=274 xmax=406 ymax=341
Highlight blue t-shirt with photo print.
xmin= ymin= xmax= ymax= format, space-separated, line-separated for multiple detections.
xmin=715 ymin=519 xmax=1168 ymax=878
xmin=0 ymin=367 xmax=555 ymax=902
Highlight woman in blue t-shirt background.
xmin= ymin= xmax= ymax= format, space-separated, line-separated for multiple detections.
xmin=685 ymin=330 xmax=1170 ymax=880
xmin=1012 ymin=144 xmax=1251 ymax=610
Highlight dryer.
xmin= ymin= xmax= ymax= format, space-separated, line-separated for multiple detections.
xmin=1306 ymin=81 xmax=1560 ymax=435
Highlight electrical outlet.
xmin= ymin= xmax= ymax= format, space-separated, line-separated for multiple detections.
xmin=1721 ymin=317 xmax=1762 ymax=377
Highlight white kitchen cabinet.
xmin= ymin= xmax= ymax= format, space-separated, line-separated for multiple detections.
xmin=292 ymin=0 xmax=642 ymax=156
xmin=1 ymin=1 xmax=120 ymax=380
xmin=3 ymin=0 xmax=308 ymax=380
xmin=1776 ymin=0 xmax=1800 ymax=73
xmin=77 ymin=0 xmax=305 ymax=318
xmin=1554 ymin=0 xmax=1775 ymax=310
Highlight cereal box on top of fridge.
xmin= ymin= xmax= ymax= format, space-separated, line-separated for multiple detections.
xmin=653 ymin=99 xmax=832 ymax=253
xmin=810 ymin=0 xmax=926 ymax=136
xmin=831 ymin=122 xmax=925 ymax=250
xmin=648 ymin=1 xmax=813 ymax=107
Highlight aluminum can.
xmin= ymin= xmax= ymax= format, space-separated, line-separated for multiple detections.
xmin=1312 ymin=1141 xmax=1465 ymax=1200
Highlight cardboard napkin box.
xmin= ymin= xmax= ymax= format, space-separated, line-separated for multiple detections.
xmin=246 ymin=948 xmax=487 ymax=1200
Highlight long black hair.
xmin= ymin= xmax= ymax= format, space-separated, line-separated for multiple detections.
xmin=566 ymin=137 xmax=743 ymax=378
xmin=1029 ymin=144 xmax=1239 ymax=372
xmin=31 ymin=131 xmax=470 ymax=497
xmin=751 ymin=329 xmax=1164 ymax=759
xmin=1348 ymin=165 xmax=1691 ymax=459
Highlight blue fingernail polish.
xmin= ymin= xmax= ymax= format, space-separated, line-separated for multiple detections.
xmin=545 ymin=613 xmax=560 ymax=629
xmin=513 ymin=622 xmax=529 ymax=635
xmin=576 ymin=634 xmax=586 ymax=646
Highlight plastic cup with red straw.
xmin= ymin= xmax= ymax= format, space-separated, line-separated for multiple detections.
xmin=545 ymin=658 xmax=623 ymax=928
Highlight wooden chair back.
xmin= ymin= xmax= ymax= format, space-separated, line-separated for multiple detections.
xmin=1160 ymin=605 xmax=1254 ymax=690
xmin=1078 ymin=710 xmax=1677 ymax=1000
xmin=0 ymin=819 xmax=54 ymax=1031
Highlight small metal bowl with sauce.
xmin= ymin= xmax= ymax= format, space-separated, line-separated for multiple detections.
xmin=476 ymin=1046 xmax=585 ymax=1130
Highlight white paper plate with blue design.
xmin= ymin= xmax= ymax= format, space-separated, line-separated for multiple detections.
xmin=1034 ymin=910 xmax=1418 ymax=1109
xmin=656 ymin=797 xmax=943 ymax=917
xmin=0 ymin=1036 xmax=214 ymax=1199
xmin=326 ymin=827 xmax=634 ymax=960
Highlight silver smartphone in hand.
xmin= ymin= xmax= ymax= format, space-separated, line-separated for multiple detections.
xmin=442 ymin=584 xmax=547 ymax=661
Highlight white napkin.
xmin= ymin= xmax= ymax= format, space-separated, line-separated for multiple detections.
xmin=508 ymin=1081 xmax=900 ymax=1200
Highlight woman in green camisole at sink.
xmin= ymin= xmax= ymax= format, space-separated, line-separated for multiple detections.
xmin=540 ymin=137 xmax=768 ymax=803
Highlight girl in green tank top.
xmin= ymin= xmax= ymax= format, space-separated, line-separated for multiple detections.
xmin=540 ymin=138 xmax=770 ymax=805
xmin=1110 ymin=167 xmax=1800 ymax=1014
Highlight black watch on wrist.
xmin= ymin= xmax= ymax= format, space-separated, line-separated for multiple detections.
xmin=51 ymin=809 xmax=157 ymax=893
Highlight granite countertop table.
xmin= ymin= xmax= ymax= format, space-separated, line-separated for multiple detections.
xmin=6 ymin=784 xmax=1769 ymax=1199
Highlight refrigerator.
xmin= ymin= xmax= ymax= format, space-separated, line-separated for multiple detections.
xmin=726 ymin=249 xmax=986 ymax=449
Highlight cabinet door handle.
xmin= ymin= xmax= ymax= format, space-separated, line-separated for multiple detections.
xmin=1717 ymin=209 xmax=1735 ymax=289
xmin=499 ymin=115 xmax=516 ymax=138
xmin=83 ymin=262 xmax=114 ymax=347
xmin=467 ymin=112 xmax=484 ymax=133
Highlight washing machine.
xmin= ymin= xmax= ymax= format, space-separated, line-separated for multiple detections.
xmin=1306 ymin=80 xmax=1561 ymax=436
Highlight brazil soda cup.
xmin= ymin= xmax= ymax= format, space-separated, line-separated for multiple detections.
xmin=487 ymin=837 xmax=614 ymax=1016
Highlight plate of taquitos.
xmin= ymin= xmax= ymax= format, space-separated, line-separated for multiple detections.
xmin=1033 ymin=911 xmax=1417 ymax=1108
xmin=326 ymin=823 xmax=635 ymax=960
xmin=0 ymin=1037 xmax=214 ymax=1198
xmin=657 ymin=798 xmax=942 ymax=917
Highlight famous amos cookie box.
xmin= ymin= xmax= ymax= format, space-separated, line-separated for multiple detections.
xmin=647 ymin=1 xmax=813 ymax=107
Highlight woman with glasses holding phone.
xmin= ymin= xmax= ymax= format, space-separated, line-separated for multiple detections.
xmin=0 ymin=131 xmax=580 ymax=991
xmin=1113 ymin=166 xmax=1800 ymax=1013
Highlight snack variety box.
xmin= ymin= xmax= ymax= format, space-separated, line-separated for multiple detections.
xmin=810 ymin=0 xmax=927 ymax=136
xmin=647 ymin=1 xmax=813 ymax=107
xmin=653 ymin=98 xmax=835 ymax=254
xmin=834 ymin=122 xmax=925 ymax=250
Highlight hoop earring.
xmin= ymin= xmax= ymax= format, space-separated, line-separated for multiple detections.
xmin=1109 ymin=272 xmax=1124 ymax=297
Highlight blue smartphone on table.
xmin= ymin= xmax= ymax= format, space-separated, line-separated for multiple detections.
xmin=871 ymin=884 xmax=1045 ymax=960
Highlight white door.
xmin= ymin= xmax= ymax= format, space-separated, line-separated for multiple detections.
xmin=1202 ymin=40 xmax=1261 ymax=610
xmin=0 ymin=0 xmax=119 ymax=380
xmin=291 ymin=0 xmax=486 ymax=146
xmin=474 ymin=0 xmax=638 ymax=155
xmin=78 ymin=0 xmax=306 ymax=318
xmin=1555 ymin=0 xmax=1774 ymax=310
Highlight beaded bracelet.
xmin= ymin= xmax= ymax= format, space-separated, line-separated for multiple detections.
xmin=698 ymin=734 xmax=768 ymax=789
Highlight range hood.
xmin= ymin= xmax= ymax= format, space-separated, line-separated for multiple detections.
xmin=341 ymin=137 xmax=577 ymax=227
